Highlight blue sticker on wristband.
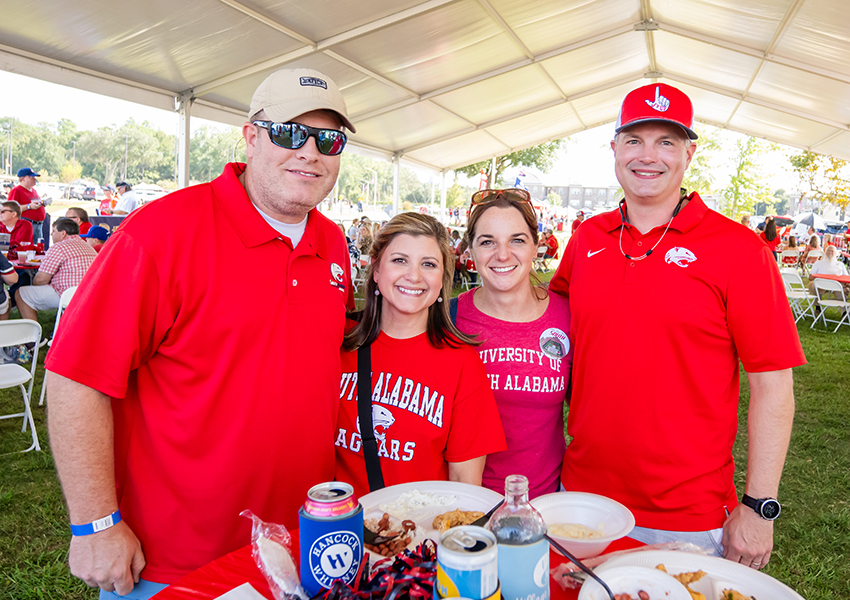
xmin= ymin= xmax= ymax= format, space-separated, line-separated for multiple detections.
xmin=70 ymin=510 xmax=122 ymax=536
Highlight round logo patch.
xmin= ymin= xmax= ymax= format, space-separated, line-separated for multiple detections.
xmin=309 ymin=531 xmax=361 ymax=588
xmin=330 ymin=262 xmax=345 ymax=283
xmin=539 ymin=327 xmax=569 ymax=359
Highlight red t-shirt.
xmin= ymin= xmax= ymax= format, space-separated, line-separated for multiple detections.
xmin=335 ymin=331 xmax=506 ymax=498
xmin=545 ymin=234 xmax=559 ymax=259
xmin=5 ymin=218 xmax=33 ymax=250
xmin=79 ymin=222 xmax=92 ymax=235
xmin=550 ymin=193 xmax=806 ymax=531
xmin=760 ymin=231 xmax=781 ymax=251
xmin=8 ymin=185 xmax=46 ymax=222
xmin=571 ymin=219 xmax=582 ymax=234
xmin=46 ymin=163 xmax=354 ymax=583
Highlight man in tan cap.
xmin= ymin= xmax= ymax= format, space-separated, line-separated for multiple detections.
xmin=46 ymin=68 xmax=356 ymax=599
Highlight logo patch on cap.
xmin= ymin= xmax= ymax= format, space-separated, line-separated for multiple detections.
xmin=645 ymin=86 xmax=670 ymax=113
xmin=300 ymin=76 xmax=328 ymax=89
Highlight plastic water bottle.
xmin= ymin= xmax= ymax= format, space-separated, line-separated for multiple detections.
xmin=488 ymin=475 xmax=549 ymax=600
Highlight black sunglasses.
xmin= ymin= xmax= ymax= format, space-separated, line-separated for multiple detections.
xmin=253 ymin=121 xmax=347 ymax=156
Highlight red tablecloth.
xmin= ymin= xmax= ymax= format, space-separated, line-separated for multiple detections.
xmin=154 ymin=531 xmax=643 ymax=600
xmin=810 ymin=272 xmax=850 ymax=284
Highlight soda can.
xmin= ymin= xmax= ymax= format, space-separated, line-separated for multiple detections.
xmin=299 ymin=482 xmax=364 ymax=597
xmin=436 ymin=526 xmax=500 ymax=600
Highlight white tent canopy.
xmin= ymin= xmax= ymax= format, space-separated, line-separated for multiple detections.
xmin=2 ymin=0 xmax=848 ymax=181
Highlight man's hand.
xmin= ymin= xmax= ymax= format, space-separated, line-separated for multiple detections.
xmin=69 ymin=521 xmax=146 ymax=595
xmin=722 ymin=504 xmax=773 ymax=570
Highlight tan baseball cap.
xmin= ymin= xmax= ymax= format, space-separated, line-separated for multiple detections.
xmin=249 ymin=68 xmax=356 ymax=133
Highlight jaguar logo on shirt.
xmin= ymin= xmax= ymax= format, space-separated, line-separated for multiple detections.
xmin=664 ymin=247 xmax=697 ymax=268
xmin=356 ymin=405 xmax=396 ymax=441
xmin=329 ymin=262 xmax=346 ymax=291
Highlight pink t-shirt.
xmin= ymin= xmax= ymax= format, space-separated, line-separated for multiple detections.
xmin=456 ymin=290 xmax=572 ymax=498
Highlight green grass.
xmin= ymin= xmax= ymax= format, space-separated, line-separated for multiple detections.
xmin=1 ymin=292 xmax=846 ymax=599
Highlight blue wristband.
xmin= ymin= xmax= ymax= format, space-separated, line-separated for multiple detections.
xmin=70 ymin=510 xmax=122 ymax=536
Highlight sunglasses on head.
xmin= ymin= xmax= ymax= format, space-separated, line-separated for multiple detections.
xmin=471 ymin=188 xmax=532 ymax=206
xmin=253 ymin=121 xmax=347 ymax=156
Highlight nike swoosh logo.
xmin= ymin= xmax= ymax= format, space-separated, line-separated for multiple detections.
xmin=587 ymin=249 xmax=605 ymax=258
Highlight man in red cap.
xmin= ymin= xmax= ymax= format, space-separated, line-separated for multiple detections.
xmin=571 ymin=210 xmax=585 ymax=234
xmin=46 ymin=68 xmax=356 ymax=599
xmin=551 ymin=83 xmax=805 ymax=571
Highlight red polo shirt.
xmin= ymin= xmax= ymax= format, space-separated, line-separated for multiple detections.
xmin=8 ymin=185 xmax=46 ymax=222
xmin=550 ymin=193 xmax=805 ymax=531
xmin=47 ymin=163 xmax=354 ymax=583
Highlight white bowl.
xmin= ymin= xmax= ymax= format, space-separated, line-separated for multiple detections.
xmin=530 ymin=492 xmax=635 ymax=559
xmin=577 ymin=565 xmax=692 ymax=600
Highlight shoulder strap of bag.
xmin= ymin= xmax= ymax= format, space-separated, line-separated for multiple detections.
xmin=357 ymin=344 xmax=385 ymax=491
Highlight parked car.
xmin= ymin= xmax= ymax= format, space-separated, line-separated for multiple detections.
xmin=82 ymin=186 xmax=107 ymax=202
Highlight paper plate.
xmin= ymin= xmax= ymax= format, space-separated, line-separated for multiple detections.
xmin=597 ymin=550 xmax=804 ymax=600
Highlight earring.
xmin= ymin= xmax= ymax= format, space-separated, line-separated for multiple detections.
xmin=374 ymin=289 xmax=380 ymax=296
xmin=437 ymin=296 xmax=443 ymax=303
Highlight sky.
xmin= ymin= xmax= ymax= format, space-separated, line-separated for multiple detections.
xmin=1 ymin=69 xmax=801 ymax=193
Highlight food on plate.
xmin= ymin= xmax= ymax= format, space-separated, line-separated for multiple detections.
xmin=365 ymin=513 xmax=417 ymax=557
xmin=721 ymin=591 xmax=754 ymax=600
xmin=656 ymin=565 xmax=707 ymax=600
xmin=613 ymin=593 xmax=651 ymax=600
xmin=549 ymin=522 xmax=605 ymax=539
xmin=432 ymin=508 xmax=485 ymax=532
xmin=378 ymin=489 xmax=457 ymax=519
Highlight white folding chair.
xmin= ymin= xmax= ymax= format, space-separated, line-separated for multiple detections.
xmin=38 ymin=286 xmax=78 ymax=406
xmin=533 ymin=245 xmax=548 ymax=272
xmin=801 ymin=250 xmax=823 ymax=276
xmin=779 ymin=250 xmax=801 ymax=272
xmin=781 ymin=272 xmax=817 ymax=323
xmin=810 ymin=278 xmax=850 ymax=333
xmin=0 ymin=320 xmax=43 ymax=452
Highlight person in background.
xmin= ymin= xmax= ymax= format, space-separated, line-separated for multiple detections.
xmin=740 ymin=215 xmax=750 ymax=228
xmin=551 ymin=82 xmax=804 ymax=570
xmin=66 ymin=207 xmax=92 ymax=235
xmin=358 ymin=220 xmax=373 ymax=256
xmin=543 ymin=227 xmax=559 ymax=259
xmin=335 ymin=212 xmax=505 ymax=497
xmin=801 ymin=234 xmax=821 ymax=266
xmin=102 ymin=182 xmax=138 ymax=215
xmin=0 ymin=251 xmax=19 ymax=321
xmin=782 ymin=236 xmax=799 ymax=252
xmin=0 ymin=201 xmax=33 ymax=251
xmin=571 ymin=210 xmax=585 ymax=234
xmin=81 ymin=226 xmax=109 ymax=253
xmin=9 ymin=167 xmax=51 ymax=242
xmin=760 ymin=216 xmax=781 ymax=258
xmin=348 ymin=218 xmax=360 ymax=239
xmin=822 ymin=233 xmax=834 ymax=247
xmin=757 ymin=216 xmax=770 ymax=232
xmin=46 ymin=67 xmax=356 ymax=599
xmin=808 ymin=245 xmax=849 ymax=296
xmin=454 ymin=188 xmax=571 ymax=499
xmin=15 ymin=218 xmax=96 ymax=322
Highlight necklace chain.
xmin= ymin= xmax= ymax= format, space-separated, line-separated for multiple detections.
xmin=617 ymin=206 xmax=679 ymax=261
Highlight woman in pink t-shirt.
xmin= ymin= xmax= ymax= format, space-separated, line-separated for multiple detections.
xmin=454 ymin=189 xmax=573 ymax=499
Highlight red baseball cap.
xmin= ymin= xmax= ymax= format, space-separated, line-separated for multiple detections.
xmin=615 ymin=83 xmax=698 ymax=140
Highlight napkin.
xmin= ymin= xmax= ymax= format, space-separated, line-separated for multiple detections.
xmin=213 ymin=582 xmax=267 ymax=600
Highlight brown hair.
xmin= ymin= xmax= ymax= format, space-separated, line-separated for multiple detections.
xmin=66 ymin=207 xmax=90 ymax=223
xmin=464 ymin=194 xmax=547 ymax=296
xmin=344 ymin=212 xmax=477 ymax=351
xmin=2 ymin=201 xmax=21 ymax=218
xmin=465 ymin=195 xmax=539 ymax=247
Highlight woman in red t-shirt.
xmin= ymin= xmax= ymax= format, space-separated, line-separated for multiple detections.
xmin=759 ymin=217 xmax=781 ymax=257
xmin=335 ymin=212 xmax=506 ymax=497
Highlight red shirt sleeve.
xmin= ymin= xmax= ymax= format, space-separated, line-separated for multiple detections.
xmin=726 ymin=243 xmax=806 ymax=372
xmin=444 ymin=348 xmax=506 ymax=463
